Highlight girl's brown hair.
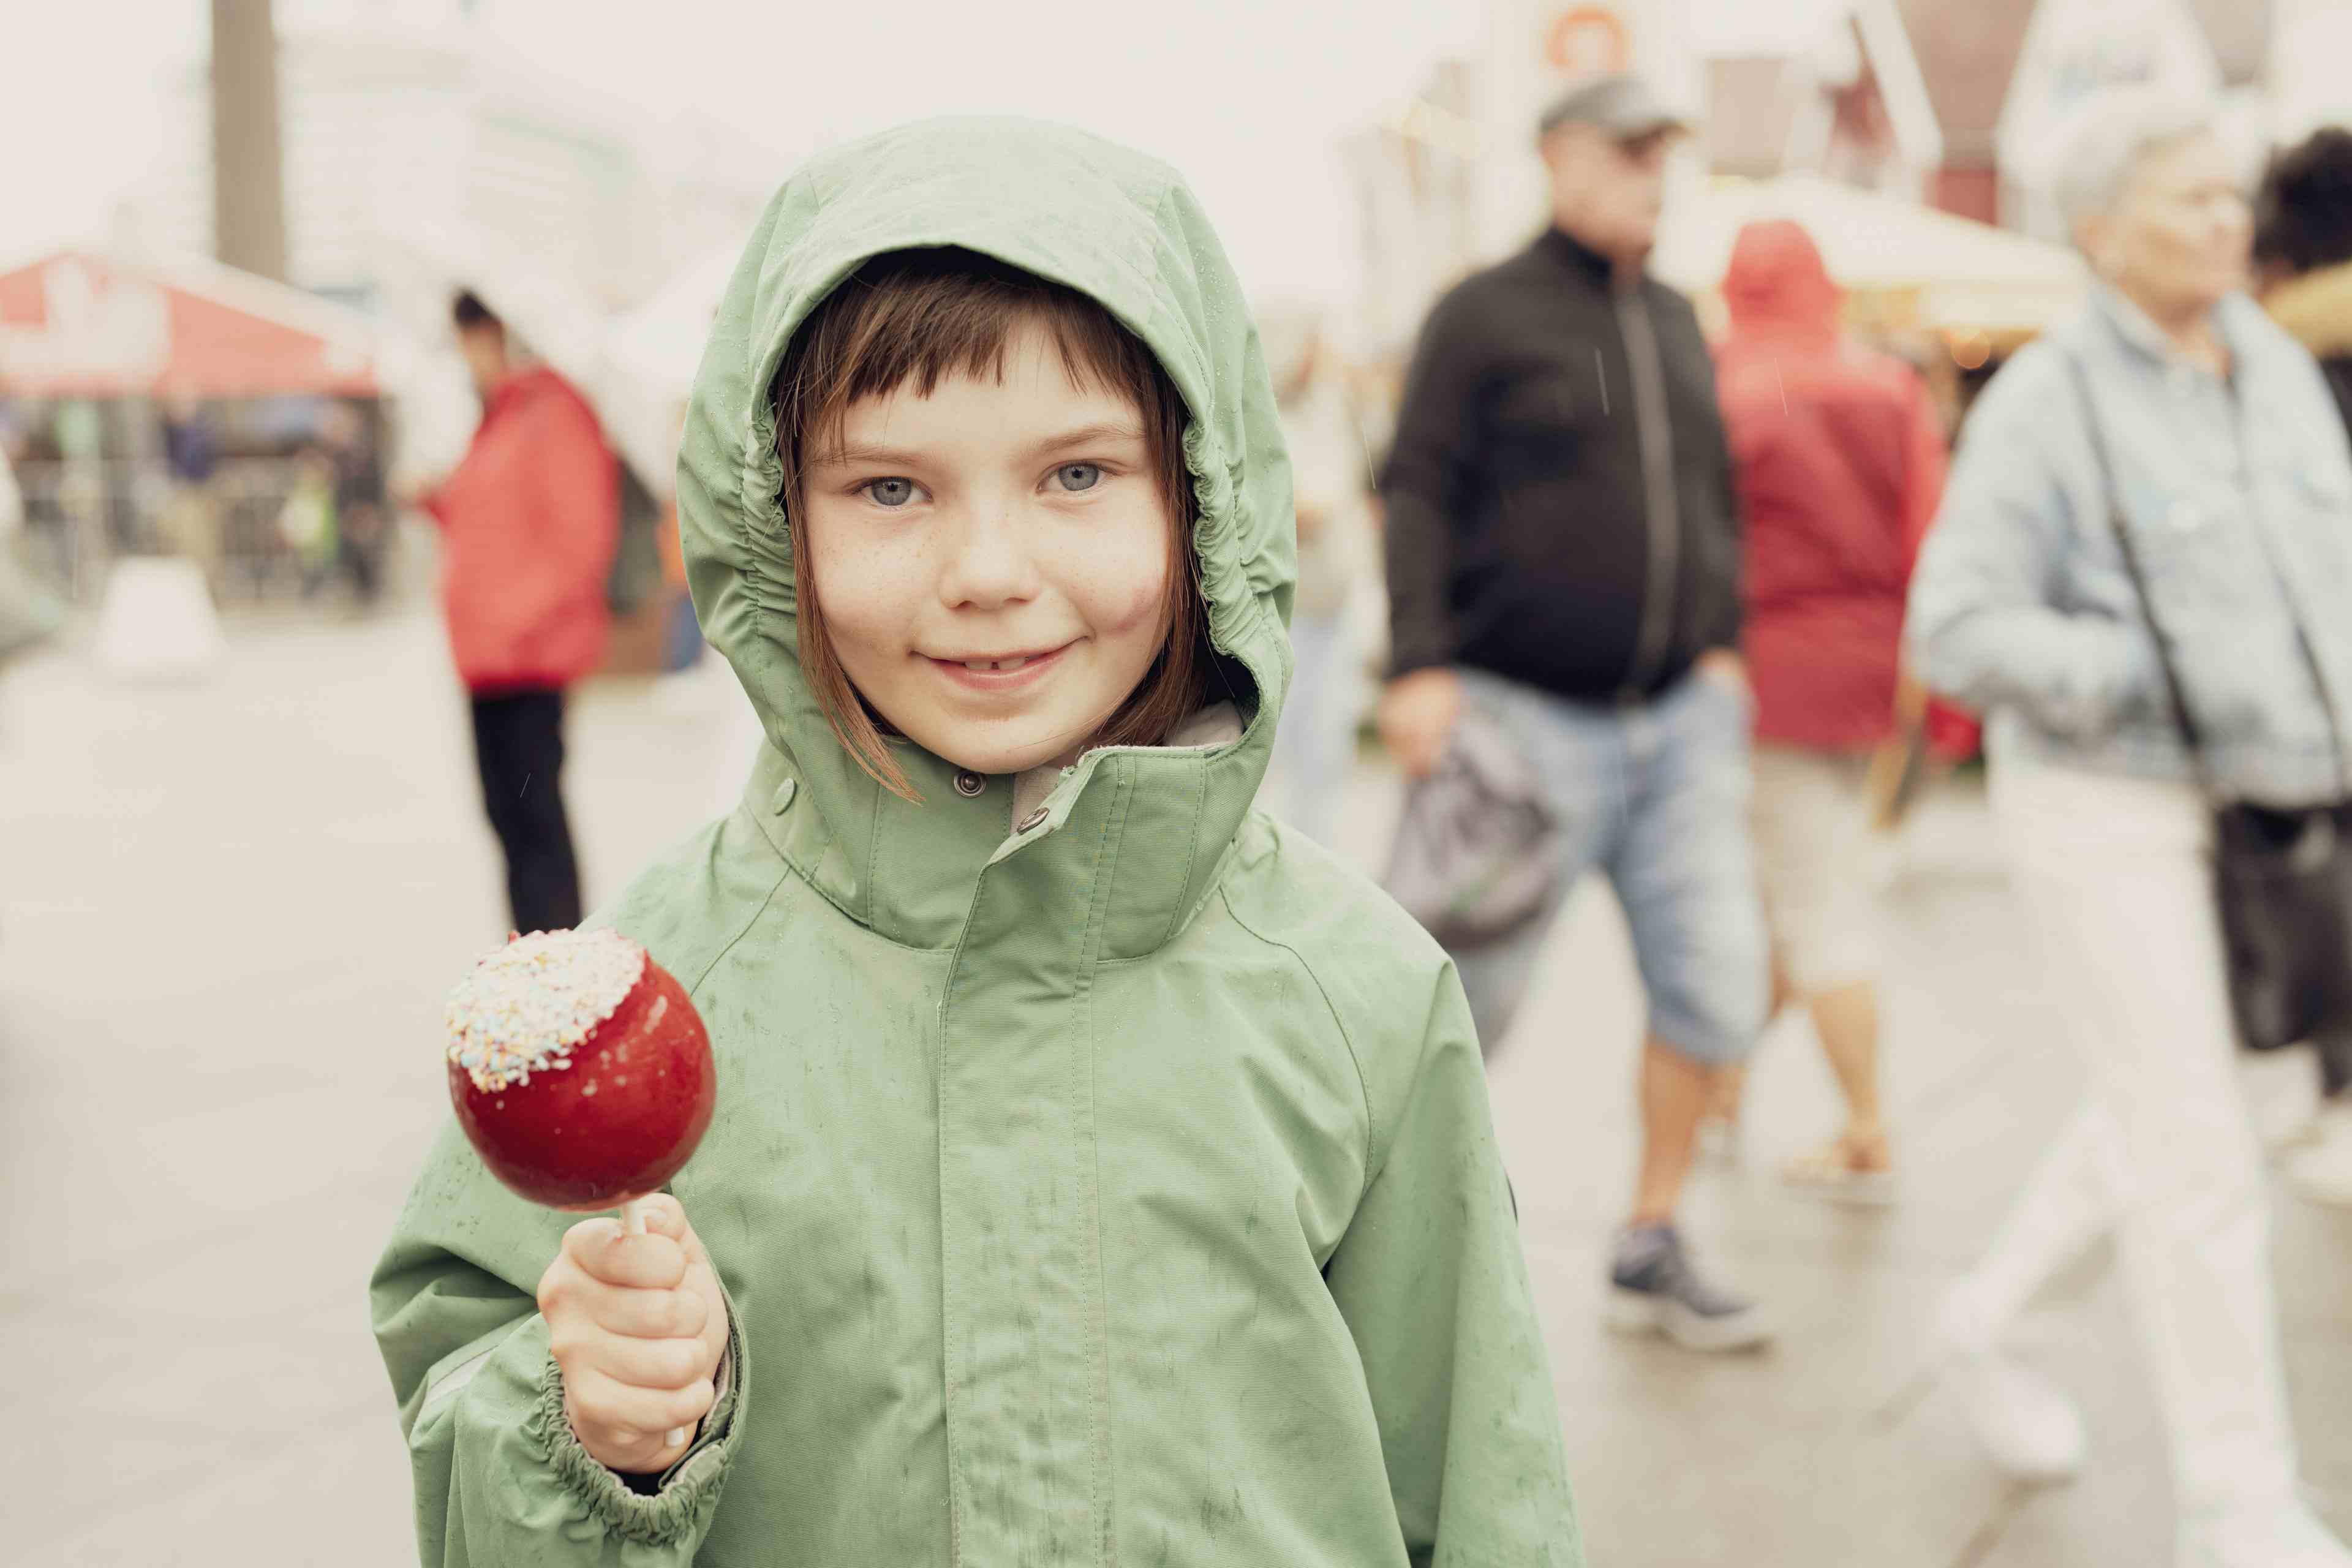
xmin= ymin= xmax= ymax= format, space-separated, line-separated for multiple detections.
xmin=771 ymin=249 xmax=1210 ymax=801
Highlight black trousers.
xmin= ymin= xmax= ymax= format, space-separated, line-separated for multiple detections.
xmin=469 ymin=688 xmax=582 ymax=934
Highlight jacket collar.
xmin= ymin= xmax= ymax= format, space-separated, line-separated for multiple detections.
xmin=1536 ymin=224 xmax=1624 ymax=288
xmin=2089 ymin=283 xmax=2260 ymax=376
xmin=740 ymin=699 xmax=1261 ymax=958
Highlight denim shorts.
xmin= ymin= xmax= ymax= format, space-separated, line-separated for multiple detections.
xmin=1444 ymin=668 xmax=1768 ymax=1066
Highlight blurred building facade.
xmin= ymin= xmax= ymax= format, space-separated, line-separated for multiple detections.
xmin=1868 ymin=0 xmax=2271 ymax=228
xmin=1697 ymin=0 xmax=2287 ymax=230
xmin=110 ymin=17 xmax=772 ymax=314
xmin=1344 ymin=0 xmax=2338 ymax=364
xmin=1699 ymin=2 xmax=1941 ymax=197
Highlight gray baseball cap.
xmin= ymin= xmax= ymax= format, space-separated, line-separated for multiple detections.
xmin=1537 ymin=74 xmax=1688 ymax=140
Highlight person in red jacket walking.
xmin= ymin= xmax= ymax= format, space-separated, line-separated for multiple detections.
xmin=420 ymin=291 xmax=620 ymax=934
xmin=1713 ymin=220 xmax=1948 ymax=1197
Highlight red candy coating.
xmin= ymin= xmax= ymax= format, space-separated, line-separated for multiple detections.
xmin=448 ymin=957 xmax=715 ymax=1211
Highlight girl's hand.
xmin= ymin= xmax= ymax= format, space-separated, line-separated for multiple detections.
xmin=537 ymin=1194 xmax=729 ymax=1476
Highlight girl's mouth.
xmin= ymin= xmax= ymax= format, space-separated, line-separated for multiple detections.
xmin=925 ymin=642 xmax=1073 ymax=689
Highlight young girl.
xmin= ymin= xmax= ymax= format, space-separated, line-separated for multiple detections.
xmin=372 ymin=117 xmax=1580 ymax=1567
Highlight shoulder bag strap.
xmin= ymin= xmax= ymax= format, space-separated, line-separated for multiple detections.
xmin=2282 ymin=591 xmax=2351 ymax=797
xmin=2056 ymin=348 xmax=2218 ymax=802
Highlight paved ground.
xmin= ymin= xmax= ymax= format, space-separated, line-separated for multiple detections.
xmin=6 ymin=603 xmax=2350 ymax=1566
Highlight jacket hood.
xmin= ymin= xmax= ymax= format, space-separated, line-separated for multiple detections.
xmin=1723 ymin=219 xmax=1840 ymax=344
xmin=2265 ymin=259 xmax=2352 ymax=358
xmin=677 ymin=116 xmax=1296 ymax=951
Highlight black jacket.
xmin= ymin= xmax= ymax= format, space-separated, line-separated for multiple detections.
xmin=1381 ymin=227 xmax=1742 ymax=703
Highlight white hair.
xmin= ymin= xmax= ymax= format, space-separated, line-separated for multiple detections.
xmin=2048 ymin=86 xmax=2222 ymax=235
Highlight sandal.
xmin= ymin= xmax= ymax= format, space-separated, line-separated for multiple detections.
xmin=1781 ymin=1137 xmax=1897 ymax=1205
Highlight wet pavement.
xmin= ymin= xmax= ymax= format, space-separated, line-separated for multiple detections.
xmin=4 ymin=603 xmax=2348 ymax=1565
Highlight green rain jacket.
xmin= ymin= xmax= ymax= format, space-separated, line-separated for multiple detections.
xmin=371 ymin=117 xmax=1580 ymax=1568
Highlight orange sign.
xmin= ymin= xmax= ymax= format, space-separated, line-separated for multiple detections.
xmin=1545 ymin=4 xmax=1632 ymax=79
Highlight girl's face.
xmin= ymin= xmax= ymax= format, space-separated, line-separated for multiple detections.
xmin=800 ymin=321 xmax=1177 ymax=778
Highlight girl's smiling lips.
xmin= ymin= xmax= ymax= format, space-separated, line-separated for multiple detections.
xmin=924 ymin=641 xmax=1076 ymax=690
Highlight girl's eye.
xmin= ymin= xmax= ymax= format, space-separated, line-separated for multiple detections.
xmin=1052 ymin=462 xmax=1102 ymax=494
xmin=861 ymin=478 xmax=918 ymax=508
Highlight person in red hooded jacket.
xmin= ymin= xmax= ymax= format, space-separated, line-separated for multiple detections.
xmin=1712 ymin=220 xmax=1949 ymax=1198
xmin=420 ymin=290 xmax=620 ymax=935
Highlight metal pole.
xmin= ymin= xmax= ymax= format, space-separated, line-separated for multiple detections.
xmin=211 ymin=0 xmax=290 ymax=284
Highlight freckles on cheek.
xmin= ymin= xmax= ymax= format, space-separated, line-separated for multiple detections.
xmin=1096 ymin=576 xmax=1164 ymax=636
xmin=805 ymin=514 xmax=908 ymax=655
xmin=1078 ymin=534 xmax=1173 ymax=638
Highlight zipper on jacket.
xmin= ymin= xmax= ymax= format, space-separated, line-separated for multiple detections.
xmin=1616 ymin=290 xmax=1681 ymax=699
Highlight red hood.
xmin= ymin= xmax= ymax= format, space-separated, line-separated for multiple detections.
xmin=1723 ymin=219 xmax=1839 ymax=345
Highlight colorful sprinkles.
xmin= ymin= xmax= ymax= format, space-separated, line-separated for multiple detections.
xmin=445 ymin=929 xmax=647 ymax=1093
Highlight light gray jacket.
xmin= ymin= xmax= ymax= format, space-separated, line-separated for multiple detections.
xmin=1910 ymin=286 xmax=2352 ymax=807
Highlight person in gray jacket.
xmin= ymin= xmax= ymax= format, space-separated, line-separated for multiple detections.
xmin=1909 ymin=89 xmax=2352 ymax=1568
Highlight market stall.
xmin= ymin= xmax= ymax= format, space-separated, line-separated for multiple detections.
xmin=1646 ymin=173 xmax=2092 ymax=435
xmin=1651 ymin=172 xmax=2090 ymax=345
xmin=0 ymin=247 xmax=388 ymax=605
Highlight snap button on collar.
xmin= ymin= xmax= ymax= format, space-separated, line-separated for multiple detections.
xmin=769 ymin=777 xmax=796 ymax=815
xmin=1017 ymin=806 xmax=1050 ymax=832
xmin=953 ymin=770 xmax=986 ymax=797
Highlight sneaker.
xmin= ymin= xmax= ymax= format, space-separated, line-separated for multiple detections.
xmin=2179 ymin=1499 xmax=2352 ymax=1568
xmin=2287 ymin=1104 xmax=2352 ymax=1207
xmin=1605 ymin=1226 xmax=1773 ymax=1352
xmin=1935 ymin=1292 xmax=2084 ymax=1483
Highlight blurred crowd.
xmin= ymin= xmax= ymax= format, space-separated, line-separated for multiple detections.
xmin=1356 ymin=79 xmax=2352 ymax=1568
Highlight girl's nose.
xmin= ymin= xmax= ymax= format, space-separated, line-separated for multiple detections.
xmin=935 ymin=500 xmax=1041 ymax=610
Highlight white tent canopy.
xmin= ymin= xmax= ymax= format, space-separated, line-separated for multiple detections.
xmin=1650 ymin=174 xmax=2090 ymax=333
xmin=368 ymin=227 xmax=636 ymax=490
xmin=372 ymin=223 xmax=738 ymax=498
xmin=595 ymin=241 xmax=745 ymax=500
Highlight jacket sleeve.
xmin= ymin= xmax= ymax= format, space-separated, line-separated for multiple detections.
xmin=1324 ymin=971 xmax=1583 ymax=1567
xmin=369 ymin=1118 xmax=746 ymax=1567
xmin=1905 ymin=352 xmax=2155 ymax=738
xmin=1379 ymin=286 xmax=1491 ymax=676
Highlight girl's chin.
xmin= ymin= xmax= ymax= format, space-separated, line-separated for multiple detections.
xmin=898 ymin=702 xmax=1121 ymax=780
xmin=924 ymin=729 xmax=1085 ymax=780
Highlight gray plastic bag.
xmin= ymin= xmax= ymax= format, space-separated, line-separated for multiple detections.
xmin=1383 ymin=703 xmax=1559 ymax=948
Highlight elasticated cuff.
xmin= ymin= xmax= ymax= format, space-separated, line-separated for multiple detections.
xmin=527 ymin=1284 xmax=747 ymax=1548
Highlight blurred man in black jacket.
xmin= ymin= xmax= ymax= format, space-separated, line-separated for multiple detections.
xmin=1379 ymin=74 xmax=1770 ymax=1351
